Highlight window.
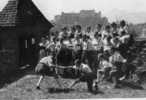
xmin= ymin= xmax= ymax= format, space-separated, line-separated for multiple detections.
xmin=0 ymin=39 xmax=2 ymax=50
xmin=25 ymin=40 xmax=28 ymax=49
xmin=31 ymin=38 xmax=35 ymax=45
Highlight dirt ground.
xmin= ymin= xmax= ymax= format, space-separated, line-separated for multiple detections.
xmin=0 ymin=70 xmax=146 ymax=100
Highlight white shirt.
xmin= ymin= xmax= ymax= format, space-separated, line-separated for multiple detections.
xmin=102 ymin=38 xmax=112 ymax=51
xmin=75 ymin=31 xmax=82 ymax=38
xmin=110 ymin=38 xmax=120 ymax=48
xmin=82 ymin=41 xmax=87 ymax=50
xmin=58 ymin=32 xmax=64 ymax=39
xmin=87 ymin=40 xmax=95 ymax=50
xmin=46 ymin=42 xmax=55 ymax=50
xmin=109 ymin=52 xmax=127 ymax=63
xmin=119 ymin=34 xmax=130 ymax=44
xmin=80 ymin=63 xmax=92 ymax=73
xmin=73 ymin=63 xmax=92 ymax=73
xmin=40 ymin=56 xmax=53 ymax=66
xmin=118 ymin=26 xmax=128 ymax=36
xmin=96 ymin=37 xmax=103 ymax=50
xmin=91 ymin=38 xmax=99 ymax=50
xmin=101 ymin=31 xmax=111 ymax=39
xmin=100 ymin=60 xmax=113 ymax=69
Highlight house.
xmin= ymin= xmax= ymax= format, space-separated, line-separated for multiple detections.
xmin=0 ymin=0 xmax=53 ymax=75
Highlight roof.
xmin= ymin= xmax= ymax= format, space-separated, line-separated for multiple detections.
xmin=0 ymin=0 xmax=17 ymax=26
xmin=0 ymin=0 xmax=53 ymax=28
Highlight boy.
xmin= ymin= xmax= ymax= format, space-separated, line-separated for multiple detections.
xmin=96 ymin=54 xmax=113 ymax=84
xmin=70 ymin=59 xmax=96 ymax=92
xmin=35 ymin=53 xmax=64 ymax=89
xmin=109 ymin=48 xmax=127 ymax=88
xmin=35 ymin=54 xmax=55 ymax=89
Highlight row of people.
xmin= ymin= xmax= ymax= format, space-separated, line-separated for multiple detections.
xmin=39 ymin=20 xmax=132 ymax=59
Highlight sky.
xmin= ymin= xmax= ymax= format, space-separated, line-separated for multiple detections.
xmin=0 ymin=0 xmax=146 ymax=22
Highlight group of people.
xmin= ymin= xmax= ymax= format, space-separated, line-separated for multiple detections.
xmin=35 ymin=20 xmax=135 ymax=92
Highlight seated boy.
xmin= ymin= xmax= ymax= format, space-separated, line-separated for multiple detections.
xmin=108 ymin=48 xmax=127 ymax=88
xmin=96 ymin=54 xmax=113 ymax=84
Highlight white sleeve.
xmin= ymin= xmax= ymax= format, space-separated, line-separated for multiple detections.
xmin=72 ymin=65 xmax=77 ymax=69
xmin=118 ymin=53 xmax=126 ymax=63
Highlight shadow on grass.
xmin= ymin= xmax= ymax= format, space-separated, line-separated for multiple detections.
xmin=47 ymin=87 xmax=104 ymax=95
xmin=48 ymin=88 xmax=74 ymax=93
xmin=0 ymin=65 xmax=34 ymax=89
xmin=91 ymin=90 xmax=104 ymax=95
xmin=120 ymin=81 xmax=144 ymax=90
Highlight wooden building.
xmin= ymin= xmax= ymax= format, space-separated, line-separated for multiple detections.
xmin=0 ymin=0 xmax=53 ymax=75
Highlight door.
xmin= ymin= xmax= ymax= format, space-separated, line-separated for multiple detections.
xmin=19 ymin=36 xmax=38 ymax=66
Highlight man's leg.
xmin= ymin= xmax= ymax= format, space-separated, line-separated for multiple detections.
xmin=54 ymin=68 xmax=65 ymax=88
xmin=85 ymin=73 xmax=97 ymax=92
xmin=36 ymin=75 xmax=44 ymax=89
xmin=87 ymin=80 xmax=93 ymax=92
xmin=112 ymin=76 xmax=119 ymax=88
xmin=96 ymin=70 xmax=104 ymax=84
xmin=35 ymin=63 xmax=46 ymax=89
xmin=110 ymin=70 xmax=120 ymax=88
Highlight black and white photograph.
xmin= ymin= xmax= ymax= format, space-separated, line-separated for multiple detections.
xmin=0 ymin=0 xmax=146 ymax=99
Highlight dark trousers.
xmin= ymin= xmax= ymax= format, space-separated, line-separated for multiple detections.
xmin=79 ymin=72 xmax=97 ymax=91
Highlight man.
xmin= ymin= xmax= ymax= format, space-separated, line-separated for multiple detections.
xmin=72 ymin=34 xmax=83 ymax=61
xmin=85 ymin=26 xmax=94 ymax=39
xmin=101 ymin=25 xmax=112 ymax=39
xmin=110 ymin=36 xmax=121 ymax=49
xmin=69 ymin=26 xmax=76 ymax=39
xmin=94 ymin=24 xmax=102 ymax=38
xmin=118 ymin=31 xmax=131 ymax=59
xmin=95 ymin=34 xmax=103 ymax=52
xmin=111 ymin=22 xmax=119 ymax=38
xmin=38 ymin=37 xmax=48 ymax=60
xmin=118 ymin=20 xmax=128 ymax=36
xmin=102 ymin=35 xmax=112 ymax=53
xmin=70 ymin=59 xmax=96 ymax=92
xmin=75 ymin=25 xmax=83 ymax=39
xmin=96 ymin=54 xmax=113 ymax=84
xmin=58 ymin=27 xmax=69 ymax=40
xmin=35 ymin=53 xmax=55 ymax=89
xmin=35 ymin=51 xmax=66 ymax=89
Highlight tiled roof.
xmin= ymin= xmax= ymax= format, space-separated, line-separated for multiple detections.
xmin=0 ymin=0 xmax=53 ymax=28
xmin=0 ymin=0 xmax=18 ymax=26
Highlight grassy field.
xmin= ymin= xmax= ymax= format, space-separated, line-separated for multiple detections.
xmin=0 ymin=70 xmax=146 ymax=100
